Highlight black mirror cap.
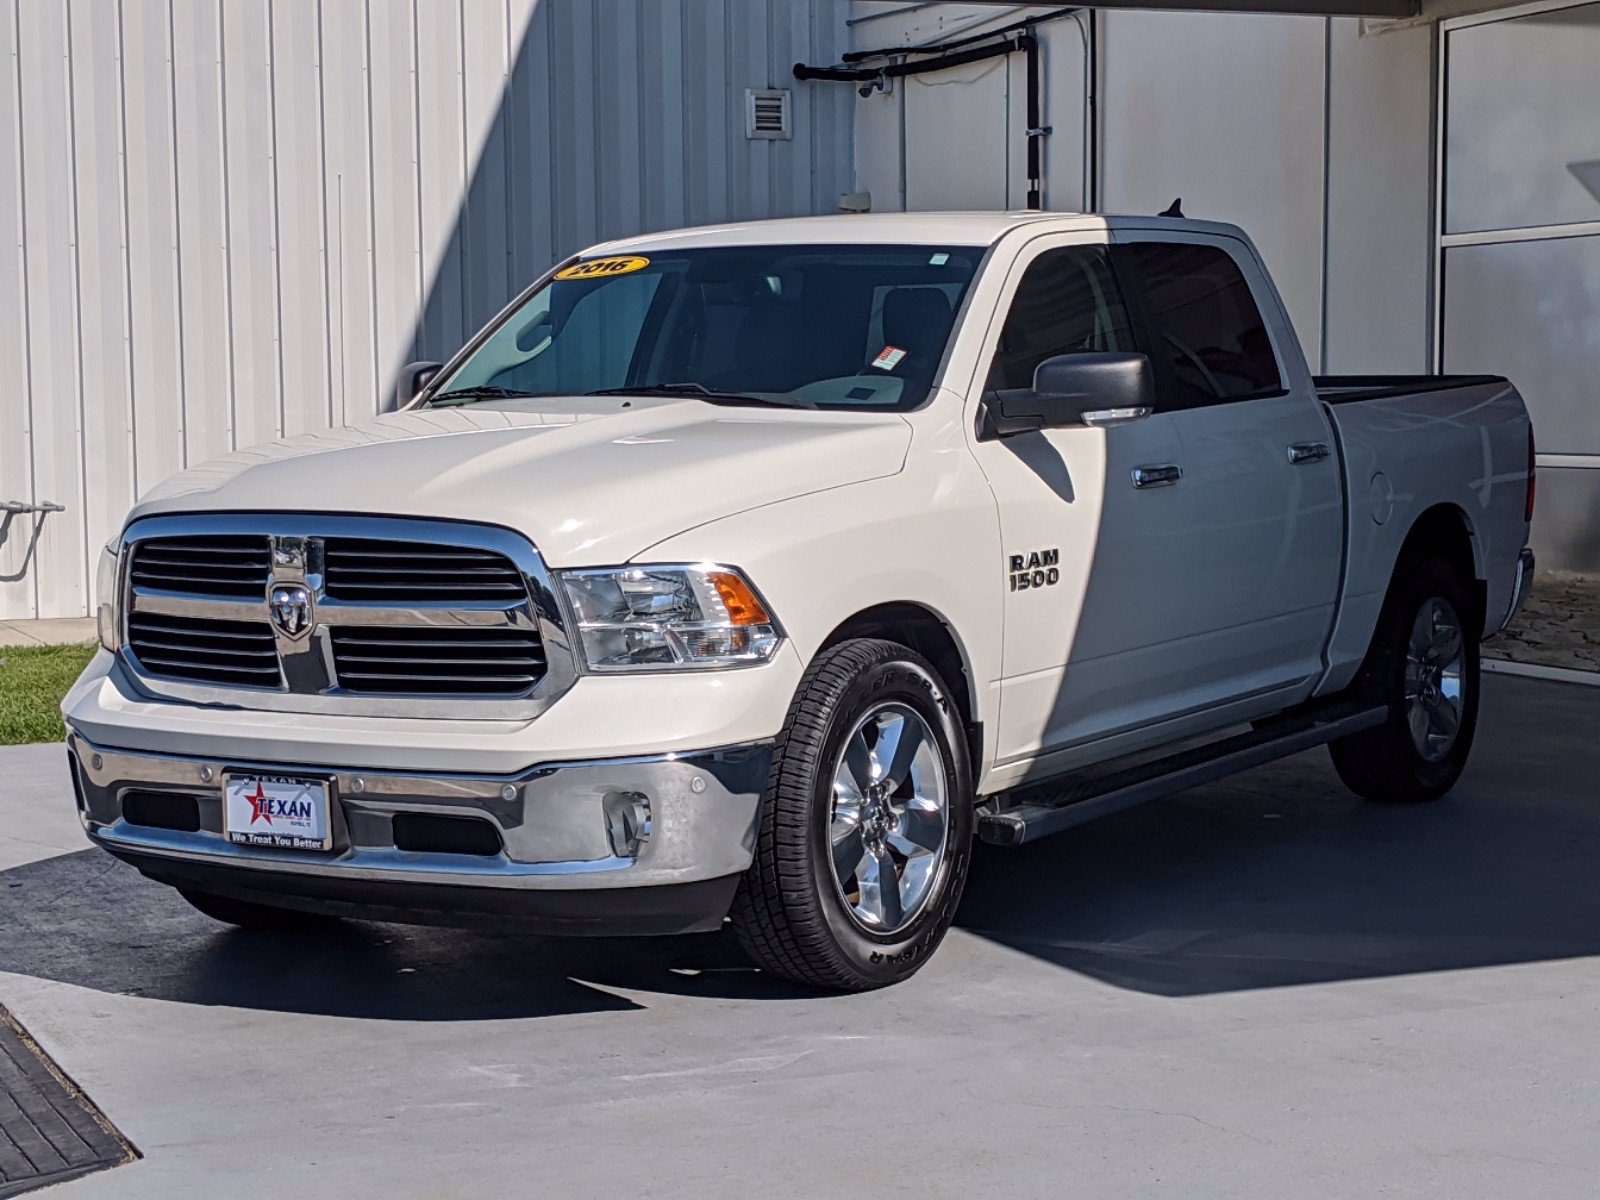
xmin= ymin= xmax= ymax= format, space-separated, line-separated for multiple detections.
xmin=389 ymin=361 xmax=443 ymax=412
xmin=983 ymin=352 xmax=1155 ymax=438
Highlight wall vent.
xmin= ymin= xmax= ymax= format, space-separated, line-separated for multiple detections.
xmin=746 ymin=88 xmax=792 ymax=140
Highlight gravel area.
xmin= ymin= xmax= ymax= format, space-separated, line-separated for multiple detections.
xmin=1485 ymin=571 xmax=1600 ymax=673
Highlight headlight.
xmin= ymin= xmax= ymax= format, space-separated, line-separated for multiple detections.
xmin=559 ymin=564 xmax=783 ymax=671
xmin=95 ymin=535 xmax=124 ymax=652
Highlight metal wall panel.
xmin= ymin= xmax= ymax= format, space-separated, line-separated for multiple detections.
xmin=0 ymin=3 xmax=36 ymax=617
xmin=1 ymin=0 xmax=852 ymax=619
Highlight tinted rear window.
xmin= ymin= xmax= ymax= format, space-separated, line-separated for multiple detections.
xmin=1125 ymin=242 xmax=1281 ymax=409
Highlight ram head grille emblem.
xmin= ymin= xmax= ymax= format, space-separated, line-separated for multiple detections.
xmin=268 ymin=583 xmax=313 ymax=639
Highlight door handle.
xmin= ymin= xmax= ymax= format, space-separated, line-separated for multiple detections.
xmin=1131 ymin=464 xmax=1182 ymax=489
xmin=1287 ymin=442 xmax=1330 ymax=464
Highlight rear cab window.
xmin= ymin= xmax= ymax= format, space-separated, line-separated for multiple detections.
xmin=1117 ymin=241 xmax=1283 ymax=411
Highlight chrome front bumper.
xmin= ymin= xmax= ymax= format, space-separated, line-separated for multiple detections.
xmin=66 ymin=730 xmax=772 ymax=934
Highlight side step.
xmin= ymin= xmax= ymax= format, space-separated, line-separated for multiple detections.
xmin=976 ymin=701 xmax=1387 ymax=847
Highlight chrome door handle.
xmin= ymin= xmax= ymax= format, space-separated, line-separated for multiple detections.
xmin=1131 ymin=464 xmax=1182 ymax=489
xmin=1287 ymin=442 xmax=1330 ymax=464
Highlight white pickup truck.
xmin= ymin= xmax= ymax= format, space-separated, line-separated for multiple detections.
xmin=64 ymin=212 xmax=1536 ymax=990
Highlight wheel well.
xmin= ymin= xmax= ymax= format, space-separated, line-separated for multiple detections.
xmin=819 ymin=603 xmax=980 ymax=762
xmin=1397 ymin=503 xmax=1486 ymax=622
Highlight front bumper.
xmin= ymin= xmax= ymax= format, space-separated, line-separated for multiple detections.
xmin=67 ymin=730 xmax=772 ymax=934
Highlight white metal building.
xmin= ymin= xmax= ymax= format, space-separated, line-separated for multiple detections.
xmin=3 ymin=0 xmax=1596 ymax=619
xmin=0 ymin=0 xmax=852 ymax=620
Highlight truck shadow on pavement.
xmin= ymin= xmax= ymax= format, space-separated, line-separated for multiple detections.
xmin=0 ymin=849 xmax=797 ymax=1019
xmin=958 ymin=675 xmax=1600 ymax=994
xmin=1 ymin=676 xmax=1593 ymax=1016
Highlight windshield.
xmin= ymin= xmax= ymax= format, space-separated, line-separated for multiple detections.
xmin=429 ymin=243 xmax=982 ymax=412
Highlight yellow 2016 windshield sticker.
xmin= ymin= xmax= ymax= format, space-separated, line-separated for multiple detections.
xmin=554 ymin=255 xmax=651 ymax=281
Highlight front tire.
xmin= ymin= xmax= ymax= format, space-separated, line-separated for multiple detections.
xmin=730 ymin=638 xmax=974 ymax=991
xmin=1328 ymin=555 xmax=1480 ymax=803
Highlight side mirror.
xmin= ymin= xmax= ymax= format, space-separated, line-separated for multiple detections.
xmin=389 ymin=361 xmax=443 ymax=412
xmin=983 ymin=352 xmax=1155 ymax=438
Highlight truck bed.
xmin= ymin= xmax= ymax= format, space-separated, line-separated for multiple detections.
xmin=1310 ymin=371 xmax=1530 ymax=695
xmin=1313 ymin=374 xmax=1508 ymax=404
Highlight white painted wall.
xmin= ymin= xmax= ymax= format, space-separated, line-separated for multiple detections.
xmin=1324 ymin=18 xmax=1435 ymax=373
xmin=1099 ymin=9 xmax=1330 ymax=366
xmin=846 ymin=4 xmax=1437 ymax=378
xmin=0 ymin=0 xmax=852 ymax=620
xmin=850 ymin=3 xmax=1089 ymax=213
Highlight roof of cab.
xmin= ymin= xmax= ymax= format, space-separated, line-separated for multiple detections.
xmin=582 ymin=211 xmax=1246 ymax=255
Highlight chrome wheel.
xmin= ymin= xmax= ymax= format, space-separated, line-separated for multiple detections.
xmin=827 ymin=702 xmax=950 ymax=935
xmin=1405 ymin=596 xmax=1466 ymax=763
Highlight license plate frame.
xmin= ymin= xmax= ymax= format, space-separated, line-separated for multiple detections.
xmin=223 ymin=773 xmax=333 ymax=852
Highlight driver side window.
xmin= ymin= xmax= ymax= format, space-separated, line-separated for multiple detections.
xmin=988 ymin=246 xmax=1135 ymax=391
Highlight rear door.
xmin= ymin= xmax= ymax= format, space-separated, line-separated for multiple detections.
xmin=1111 ymin=230 xmax=1344 ymax=708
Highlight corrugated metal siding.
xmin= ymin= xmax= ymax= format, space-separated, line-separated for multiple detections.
xmin=0 ymin=0 xmax=853 ymax=619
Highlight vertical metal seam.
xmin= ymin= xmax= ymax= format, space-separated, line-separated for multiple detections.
xmin=1430 ymin=20 xmax=1445 ymax=374
xmin=630 ymin=0 xmax=643 ymax=232
xmin=1320 ymin=16 xmax=1331 ymax=374
xmin=63 ymin=0 xmax=93 ymax=605
xmin=456 ymin=0 xmax=468 ymax=341
xmin=313 ymin=0 xmax=334 ymax=427
xmin=265 ymin=0 xmax=287 ymax=438
xmin=9 ymin=0 xmax=38 ymax=616
xmin=723 ymin=1 xmax=732 ymax=219
xmin=896 ymin=54 xmax=906 ymax=211
xmin=165 ymin=0 xmax=189 ymax=464
xmin=680 ymin=0 xmax=691 ymax=225
xmin=502 ymin=0 xmax=514 ymax=301
xmin=114 ymin=0 xmax=140 ymax=496
xmin=362 ymin=0 xmax=379 ymax=409
xmin=334 ymin=174 xmax=346 ymax=425
xmin=806 ymin=0 xmax=817 ymax=212
xmin=764 ymin=0 xmax=774 ymax=213
xmin=408 ymin=0 xmax=422 ymax=360
xmin=217 ymin=0 xmax=239 ymax=452
xmin=545 ymin=0 xmax=559 ymax=262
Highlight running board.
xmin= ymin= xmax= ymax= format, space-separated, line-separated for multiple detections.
xmin=977 ymin=702 xmax=1387 ymax=847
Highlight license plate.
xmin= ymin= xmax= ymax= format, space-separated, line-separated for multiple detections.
xmin=223 ymin=774 xmax=332 ymax=851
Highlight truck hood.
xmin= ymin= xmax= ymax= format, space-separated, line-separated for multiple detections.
xmin=130 ymin=400 xmax=912 ymax=565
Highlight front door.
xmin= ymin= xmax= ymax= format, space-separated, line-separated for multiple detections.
xmin=968 ymin=231 xmax=1341 ymax=781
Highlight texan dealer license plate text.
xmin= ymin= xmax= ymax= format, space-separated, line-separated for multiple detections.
xmin=224 ymin=775 xmax=332 ymax=851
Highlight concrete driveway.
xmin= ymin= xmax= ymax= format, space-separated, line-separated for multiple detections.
xmin=2 ymin=672 xmax=1598 ymax=1199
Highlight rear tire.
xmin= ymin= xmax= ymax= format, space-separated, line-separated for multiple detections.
xmin=179 ymin=888 xmax=342 ymax=931
xmin=730 ymin=638 xmax=974 ymax=991
xmin=1328 ymin=556 xmax=1480 ymax=803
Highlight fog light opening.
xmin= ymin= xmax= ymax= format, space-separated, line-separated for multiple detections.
xmin=603 ymin=790 xmax=652 ymax=859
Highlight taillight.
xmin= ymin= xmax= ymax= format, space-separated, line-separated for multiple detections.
xmin=1525 ymin=425 xmax=1537 ymax=525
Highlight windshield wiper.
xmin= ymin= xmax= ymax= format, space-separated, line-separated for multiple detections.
xmin=585 ymin=383 xmax=814 ymax=409
xmin=430 ymin=385 xmax=543 ymax=407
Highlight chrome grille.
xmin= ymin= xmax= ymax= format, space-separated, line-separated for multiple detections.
xmin=129 ymin=535 xmax=271 ymax=598
xmin=116 ymin=515 xmax=571 ymax=719
xmin=329 ymin=627 xmax=547 ymax=694
xmin=323 ymin=538 xmax=528 ymax=603
xmin=126 ymin=612 xmax=281 ymax=687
